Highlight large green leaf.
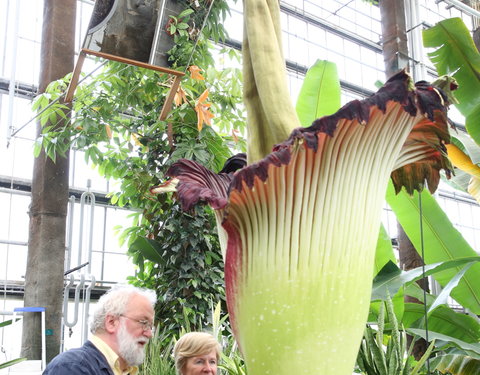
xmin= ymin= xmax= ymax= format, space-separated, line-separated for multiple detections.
xmin=371 ymin=257 xmax=480 ymax=301
xmin=295 ymin=59 xmax=341 ymax=127
xmin=423 ymin=17 xmax=480 ymax=146
xmin=431 ymin=354 xmax=480 ymax=375
xmin=408 ymin=328 xmax=480 ymax=359
xmin=402 ymin=304 xmax=480 ymax=344
xmin=374 ymin=224 xmax=396 ymax=276
xmin=128 ymin=237 xmax=165 ymax=265
xmin=428 ymin=263 xmax=474 ymax=314
xmin=466 ymin=107 xmax=480 ymax=149
xmin=404 ymin=283 xmax=436 ymax=306
xmin=386 ymin=182 xmax=480 ymax=314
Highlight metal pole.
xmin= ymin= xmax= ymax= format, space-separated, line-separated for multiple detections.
xmin=6 ymin=0 xmax=20 ymax=144
xmin=439 ymin=0 xmax=480 ymax=18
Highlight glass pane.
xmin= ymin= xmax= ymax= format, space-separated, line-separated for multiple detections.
xmin=0 ymin=244 xmax=28 ymax=281
xmin=102 ymin=252 xmax=135 ymax=283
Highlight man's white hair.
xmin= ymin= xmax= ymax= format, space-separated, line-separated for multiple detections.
xmin=90 ymin=284 xmax=156 ymax=334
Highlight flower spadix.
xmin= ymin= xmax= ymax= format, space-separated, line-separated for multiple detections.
xmin=153 ymin=70 xmax=453 ymax=375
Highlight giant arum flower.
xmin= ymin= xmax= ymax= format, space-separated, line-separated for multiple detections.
xmin=153 ymin=70 xmax=453 ymax=375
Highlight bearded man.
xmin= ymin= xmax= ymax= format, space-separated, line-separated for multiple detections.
xmin=43 ymin=285 xmax=156 ymax=375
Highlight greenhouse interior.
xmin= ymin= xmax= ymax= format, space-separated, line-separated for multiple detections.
xmin=1 ymin=0 xmax=480 ymax=374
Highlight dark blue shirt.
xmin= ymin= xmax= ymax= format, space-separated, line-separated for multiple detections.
xmin=43 ymin=340 xmax=114 ymax=375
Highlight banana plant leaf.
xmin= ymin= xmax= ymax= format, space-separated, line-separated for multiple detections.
xmin=295 ymin=60 xmax=341 ymax=127
xmin=431 ymin=354 xmax=480 ymax=375
xmin=428 ymin=262 xmax=474 ymax=314
xmin=423 ymin=17 xmax=480 ymax=146
xmin=404 ymin=283 xmax=436 ymax=306
xmin=402 ymin=304 xmax=480 ymax=344
xmin=408 ymin=328 xmax=480 ymax=359
xmin=386 ymin=182 xmax=480 ymax=314
xmin=371 ymin=257 xmax=480 ymax=301
xmin=374 ymin=224 xmax=396 ymax=276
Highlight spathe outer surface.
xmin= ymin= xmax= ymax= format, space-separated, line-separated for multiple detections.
xmin=155 ymin=70 xmax=453 ymax=375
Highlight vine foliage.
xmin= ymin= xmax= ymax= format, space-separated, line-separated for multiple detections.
xmin=33 ymin=0 xmax=244 ymax=338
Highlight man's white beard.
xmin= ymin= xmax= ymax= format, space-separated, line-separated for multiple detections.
xmin=117 ymin=321 xmax=148 ymax=366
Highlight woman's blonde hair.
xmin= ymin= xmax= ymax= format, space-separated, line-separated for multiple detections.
xmin=173 ymin=332 xmax=221 ymax=374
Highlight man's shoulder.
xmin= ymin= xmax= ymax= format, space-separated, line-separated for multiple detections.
xmin=50 ymin=341 xmax=98 ymax=361
xmin=43 ymin=341 xmax=112 ymax=375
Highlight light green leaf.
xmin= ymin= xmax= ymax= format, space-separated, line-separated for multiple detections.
xmin=33 ymin=137 xmax=43 ymax=158
xmin=423 ymin=17 xmax=480 ymax=145
xmin=386 ymin=182 xmax=480 ymax=313
xmin=374 ymin=224 xmax=396 ymax=276
xmin=467 ymin=106 xmax=480 ymax=149
xmin=371 ymin=257 xmax=480 ymax=301
xmin=402 ymin=304 xmax=480 ymax=344
xmin=428 ymin=262 xmax=474 ymax=314
xmin=178 ymin=8 xmax=194 ymax=18
xmin=295 ymin=60 xmax=341 ymax=127
xmin=408 ymin=328 xmax=480 ymax=359
xmin=404 ymin=283 xmax=436 ymax=306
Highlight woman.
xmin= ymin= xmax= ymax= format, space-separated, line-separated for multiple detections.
xmin=173 ymin=332 xmax=221 ymax=375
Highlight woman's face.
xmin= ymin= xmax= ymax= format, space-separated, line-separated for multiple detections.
xmin=183 ymin=350 xmax=218 ymax=375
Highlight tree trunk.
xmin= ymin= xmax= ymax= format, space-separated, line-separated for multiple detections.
xmin=397 ymin=222 xmax=430 ymax=359
xmin=379 ymin=0 xmax=429 ymax=360
xmin=379 ymin=0 xmax=409 ymax=76
xmin=21 ymin=0 xmax=76 ymax=362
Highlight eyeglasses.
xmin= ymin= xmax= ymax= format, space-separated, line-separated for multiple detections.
xmin=119 ymin=314 xmax=154 ymax=331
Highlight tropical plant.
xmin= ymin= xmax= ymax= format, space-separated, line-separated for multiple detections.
xmin=370 ymin=257 xmax=480 ymax=375
xmin=385 ymin=184 xmax=480 ymax=315
xmin=33 ymin=0 xmax=245 ymax=339
xmin=152 ymin=0 xmax=455 ymax=373
xmin=139 ymin=327 xmax=176 ymax=375
xmin=431 ymin=355 xmax=480 ymax=375
xmin=423 ymin=17 xmax=480 ymax=203
xmin=355 ymin=298 xmax=436 ymax=375
xmin=211 ymin=302 xmax=247 ymax=375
